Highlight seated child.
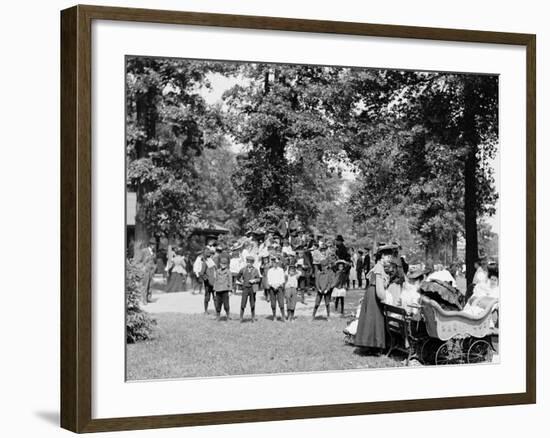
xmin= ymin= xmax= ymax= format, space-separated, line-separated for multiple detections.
xmin=400 ymin=268 xmax=427 ymax=316
xmin=462 ymin=265 xmax=499 ymax=325
xmin=343 ymin=298 xmax=363 ymax=345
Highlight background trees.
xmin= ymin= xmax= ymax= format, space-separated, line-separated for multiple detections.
xmin=126 ymin=57 xmax=229 ymax=253
xmin=344 ymin=71 xmax=498 ymax=281
xmin=224 ymin=64 xmax=348 ymax=229
xmin=126 ymin=58 xmax=499 ymax=284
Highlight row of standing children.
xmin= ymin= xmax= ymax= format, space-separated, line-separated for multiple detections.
xmin=194 ymin=246 xmax=351 ymax=322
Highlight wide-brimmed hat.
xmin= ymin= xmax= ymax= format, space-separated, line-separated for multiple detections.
xmin=335 ymin=259 xmax=348 ymax=267
xmin=231 ymin=241 xmax=244 ymax=251
xmin=376 ymin=243 xmax=399 ymax=255
xmin=408 ymin=268 xmax=429 ymax=280
xmin=335 ymin=234 xmax=344 ymax=242
xmin=245 ymin=255 xmax=255 ymax=262
xmin=219 ymin=256 xmax=229 ymax=265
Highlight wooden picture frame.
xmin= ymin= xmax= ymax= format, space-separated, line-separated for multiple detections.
xmin=60 ymin=4 xmax=536 ymax=433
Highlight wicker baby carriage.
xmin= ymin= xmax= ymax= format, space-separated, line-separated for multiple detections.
xmin=418 ymin=295 xmax=499 ymax=365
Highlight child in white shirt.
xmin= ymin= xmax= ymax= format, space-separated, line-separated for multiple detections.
xmin=285 ymin=265 xmax=302 ymax=321
xmin=267 ymin=258 xmax=286 ymax=322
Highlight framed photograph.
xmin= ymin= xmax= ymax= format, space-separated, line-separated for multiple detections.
xmin=60 ymin=4 xmax=536 ymax=433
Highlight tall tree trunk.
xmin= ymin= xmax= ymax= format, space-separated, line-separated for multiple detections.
xmin=463 ymin=79 xmax=480 ymax=286
xmin=464 ymin=149 xmax=478 ymax=285
xmin=132 ymin=88 xmax=157 ymax=256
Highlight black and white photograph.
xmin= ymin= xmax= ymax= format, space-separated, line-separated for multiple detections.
xmin=125 ymin=56 xmax=500 ymax=380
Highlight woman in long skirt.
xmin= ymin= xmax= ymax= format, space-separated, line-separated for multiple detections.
xmin=166 ymin=248 xmax=187 ymax=293
xmin=348 ymin=262 xmax=358 ymax=289
xmin=354 ymin=245 xmax=394 ymax=353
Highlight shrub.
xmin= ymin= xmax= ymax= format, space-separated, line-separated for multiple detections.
xmin=126 ymin=259 xmax=157 ymax=343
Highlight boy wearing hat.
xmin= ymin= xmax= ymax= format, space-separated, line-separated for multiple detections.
xmin=285 ymin=264 xmax=302 ymax=321
xmin=267 ymin=257 xmax=286 ymax=322
xmin=201 ymin=248 xmax=217 ymax=314
xmin=312 ymin=259 xmax=334 ymax=321
xmin=238 ymin=255 xmax=261 ymax=322
xmin=213 ymin=256 xmax=232 ymax=321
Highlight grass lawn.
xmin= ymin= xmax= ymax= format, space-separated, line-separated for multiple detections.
xmin=126 ymin=308 xmax=403 ymax=380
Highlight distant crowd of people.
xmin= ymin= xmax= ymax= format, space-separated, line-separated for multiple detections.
xmin=189 ymin=226 xmax=370 ymax=322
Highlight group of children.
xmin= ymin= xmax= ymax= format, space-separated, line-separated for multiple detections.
xmin=193 ymin=245 xmax=351 ymax=323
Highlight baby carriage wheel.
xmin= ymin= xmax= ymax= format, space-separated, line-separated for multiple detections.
xmin=467 ymin=339 xmax=493 ymax=364
xmin=418 ymin=338 xmax=437 ymax=364
xmin=435 ymin=339 xmax=463 ymax=365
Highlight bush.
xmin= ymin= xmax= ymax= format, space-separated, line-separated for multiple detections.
xmin=126 ymin=259 xmax=157 ymax=343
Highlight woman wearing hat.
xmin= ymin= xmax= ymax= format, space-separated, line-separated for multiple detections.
xmin=354 ymin=244 xmax=396 ymax=352
xmin=165 ymin=247 xmax=187 ymax=293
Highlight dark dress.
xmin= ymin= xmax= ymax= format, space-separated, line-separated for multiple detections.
xmin=166 ymin=255 xmax=187 ymax=293
xmin=354 ymin=263 xmax=386 ymax=349
xmin=166 ymin=272 xmax=185 ymax=292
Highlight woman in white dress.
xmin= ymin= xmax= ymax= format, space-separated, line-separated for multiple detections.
xmin=348 ymin=253 xmax=358 ymax=289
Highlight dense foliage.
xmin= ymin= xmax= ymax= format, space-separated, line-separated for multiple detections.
xmin=126 ymin=260 xmax=156 ymax=343
xmin=224 ymin=64 xmax=346 ymax=228
xmin=342 ymin=71 xmax=498 ymax=280
xmin=126 ymin=58 xmax=499 ymax=281
xmin=126 ymin=57 xmax=231 ymax=250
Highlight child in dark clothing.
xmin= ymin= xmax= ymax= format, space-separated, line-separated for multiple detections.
xmin=238 ymin=256 xmax=261 ymax=322
xmin=332 ymin=260 xmax=348 ymax=315
xmin=213 ymin=256 xmax=232 ymax=321
xmin=260 ymin=256 xmax=271 ymax=302
xmin=312 ymin=259 xmax=334 ymax=321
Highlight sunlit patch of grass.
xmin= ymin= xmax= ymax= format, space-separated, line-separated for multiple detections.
xmin=126 ymin=311 xmax=402 ymax=380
